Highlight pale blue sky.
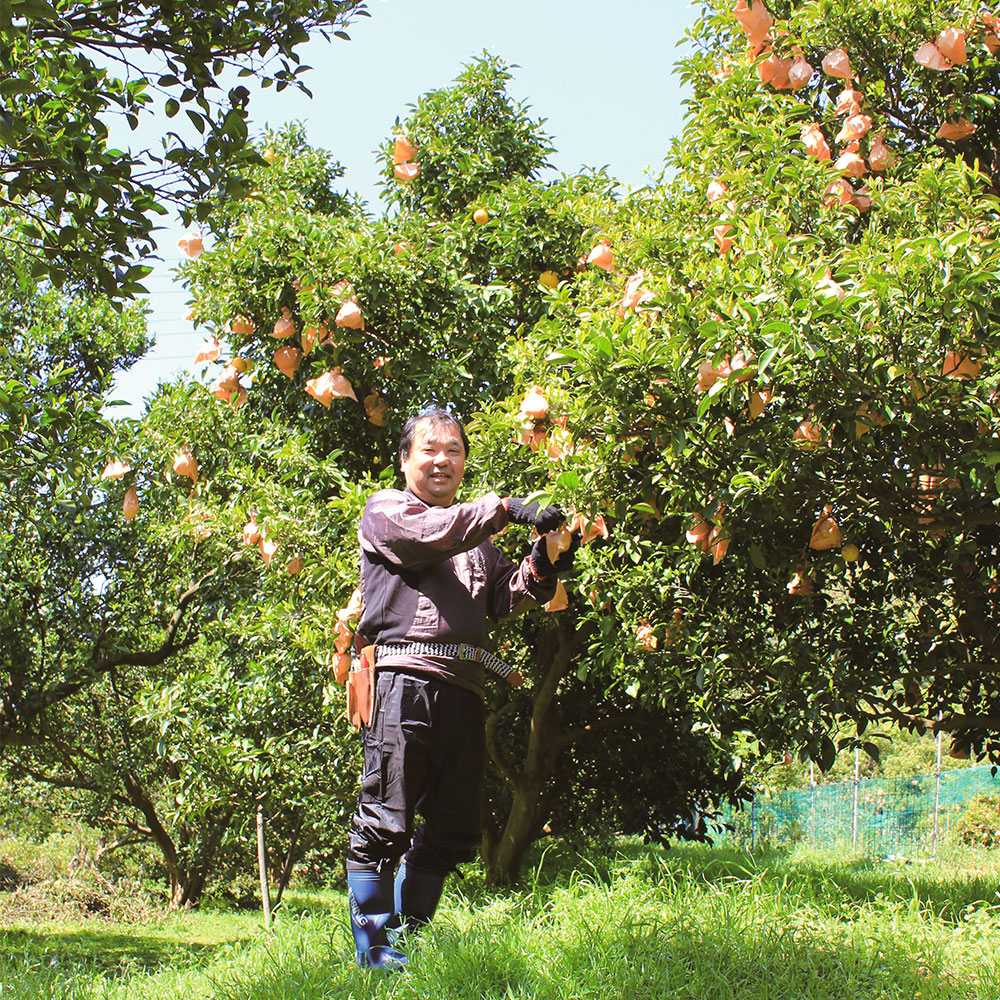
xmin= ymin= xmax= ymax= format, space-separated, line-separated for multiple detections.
xmin=113 ymin=0 xmax=701 ymax=415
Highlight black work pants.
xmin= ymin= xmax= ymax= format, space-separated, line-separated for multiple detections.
xmin=347 ymin=669 xmax=485 ymax=875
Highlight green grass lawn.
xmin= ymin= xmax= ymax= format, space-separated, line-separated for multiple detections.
xmin=1 ymin=843 xmax=998 ymax=999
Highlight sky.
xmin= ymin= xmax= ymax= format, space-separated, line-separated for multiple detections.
xmin=112 ymin=0 xmax=701 ymax=417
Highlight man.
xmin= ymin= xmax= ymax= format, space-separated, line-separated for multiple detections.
xmin=345 ymin=405 xmax=577 ymax=968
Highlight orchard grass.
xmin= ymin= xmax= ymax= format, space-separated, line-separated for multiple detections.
xmin=1 ymin=843 xmax=998 ymax=1000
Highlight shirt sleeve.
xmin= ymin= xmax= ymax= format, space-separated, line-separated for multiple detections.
xmin=485 ymin=543 xmax=558 ymax=621
xmin=360 ymin=489 xmax=510 ymax=570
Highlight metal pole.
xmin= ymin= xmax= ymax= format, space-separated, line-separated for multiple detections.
xmin=932 ymin=716 xmax=943 ymax=858
xmin=852 ymin=747 xmax=860 ymax=847
xmin=809 ymin=761 xmax=816 ymax=846
xmin=750 ymin=793 xmax=756 ymax=852
xmin=257 ymin=804 xmax=272 ymax=932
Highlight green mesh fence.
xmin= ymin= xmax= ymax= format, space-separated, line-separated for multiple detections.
xmin=716 ymin=765 xmax=1000 ymax=853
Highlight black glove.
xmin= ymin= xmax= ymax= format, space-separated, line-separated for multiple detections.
xmin=507 ymin=498 xmax=565 ymax=533
xmin=529 ymin=531 xmax=581 ymax=578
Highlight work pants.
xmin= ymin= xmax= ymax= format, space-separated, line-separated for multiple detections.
xmin=347 ymin=669 xmax=485 ymax=875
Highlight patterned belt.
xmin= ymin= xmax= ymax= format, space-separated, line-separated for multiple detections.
xmin=374 ymin=641 xmax=516 ymax=679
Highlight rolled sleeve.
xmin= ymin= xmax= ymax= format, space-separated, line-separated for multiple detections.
xmin=487 ymin=548 xmax=558 ymax=620
xmin=360 ymin=490 xmax=509 ymax=571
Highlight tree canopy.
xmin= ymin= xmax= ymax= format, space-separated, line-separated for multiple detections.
xmin=0 ymin=0 xmax=365 ymax=298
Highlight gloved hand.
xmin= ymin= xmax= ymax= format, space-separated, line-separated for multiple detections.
xmin=506 ymin=498 xmax=565 ymax=533
xmin=529 ymin=531 xmax=581 ymax=578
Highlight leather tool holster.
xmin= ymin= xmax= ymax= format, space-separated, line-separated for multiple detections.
xmin=346 ymin=644 xmax=376 ymax=730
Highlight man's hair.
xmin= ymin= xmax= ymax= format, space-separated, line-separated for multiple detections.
xmin=399 ymin=406 xmax=470 ymax=460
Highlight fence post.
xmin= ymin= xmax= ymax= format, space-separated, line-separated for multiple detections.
xmin=809 ymin=761 xmax=816 ymax=846
xmin=257 ymin=804 xmax=272 ymax=933
xmin=852 ymin=747 xmax=860 ymax=847
xmin=750 ymin=793 xmax=756 ymax=852
xmin=932 ymin=717 xmax=943 ymax=858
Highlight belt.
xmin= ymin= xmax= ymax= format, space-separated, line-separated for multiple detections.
xmin=374 ymin=641 xmax=516 ymax=680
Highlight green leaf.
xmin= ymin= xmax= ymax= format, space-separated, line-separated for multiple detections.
xmin=12 ymin=0 xmax=58 ymax=17
xmin=0 ymin=80 xmax=35 ymax=97
xmin=757 ymin=346 xmax=780 ymax=374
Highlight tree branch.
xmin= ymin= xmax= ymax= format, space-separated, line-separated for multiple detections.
xmin=522 ymin=621 xmax=576 ymax=786
xmin=862 ymin=696 xmax=1000 ymax=734
xmin=552 ymin=710 xmax=652 ymax=755
xmin=46 ymin=553 xmax=242 ymax=709
xmin=94 ymin=835 xmax=149 ymax=864
xmin=485 ymin=685 xmax=520 ymax=786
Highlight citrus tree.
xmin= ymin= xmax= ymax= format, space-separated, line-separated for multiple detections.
xmin=641 ymin=0 xmax=1000 ymax=766
xmin=1 ymin=364 xmax=367 ymax=905
xmin=487 ymin=0 xmax=1000 ymax=778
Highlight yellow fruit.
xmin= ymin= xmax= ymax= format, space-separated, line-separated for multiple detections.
xmin=262 ymin=147 xmax=278 ymax=164
xmin=539 ymin=270 xmax=559 ymax=289
xmin=842 ymin=544 xmax=860 ymax=562
xmin=473 ymin=207 xmax=490 ymax=225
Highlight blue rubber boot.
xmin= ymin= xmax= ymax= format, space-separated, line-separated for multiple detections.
xmin=346 ymin=865 xmax=407 ymax=969
xmin=393 ymin=861 xmax=447 ymax=935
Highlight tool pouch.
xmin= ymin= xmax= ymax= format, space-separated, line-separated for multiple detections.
xmin=346 ymin=645 xmax=376 ymax=730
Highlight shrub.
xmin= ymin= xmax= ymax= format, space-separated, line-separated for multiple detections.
xmin=958 ymin=795 xmax=1000 ymax=849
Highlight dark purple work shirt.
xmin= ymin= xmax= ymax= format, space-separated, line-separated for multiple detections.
xmin=356 ymin=488 xmax=556 ymax=695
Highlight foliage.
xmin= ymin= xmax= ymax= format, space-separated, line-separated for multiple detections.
xmin=1 ymin=125 xmax=363 ymax=905
xmin=2 ymin=371 xmax=366 ymax=905
xmin=762 ymin=724 xmax=976 ymax=791
xmin=0 ymin=0 xmax=364 ymax=297
xmin=1 ymin=0 xmax=375 ymax=899
xmin=378 ymin=54 xmax=557 ymax=217
xmin=621 ymin=0 xmax=1000 ymax=767
xmin=0 ymin=235 xmax=151 ymax=743
xmin=177 ymin=15 xmax=1000 ymax=876
xmin=958 ymin=793 xmax=1000 ymax=847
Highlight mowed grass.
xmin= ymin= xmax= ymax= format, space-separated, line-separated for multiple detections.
xmin=2 ymin=844 xmax=998 ymax=1000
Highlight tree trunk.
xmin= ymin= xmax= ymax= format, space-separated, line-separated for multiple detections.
xmin=122 ymin=771 xmax=187 ymax=905
xmin=485 ymin=776 xmax=550 ymax=884
xmin=121 ymin=770 xmax=235 ymax=908
xmin=273 ymin=812 xmax=303 ymax=908
xmin=175 ymin=806 xmax=234 ymax=908
xmin=482 ymin=621 xmax=575 ymax=885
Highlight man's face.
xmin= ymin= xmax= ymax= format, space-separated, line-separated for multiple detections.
xmin=401 ymin=418 xmax=466 ymax=507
